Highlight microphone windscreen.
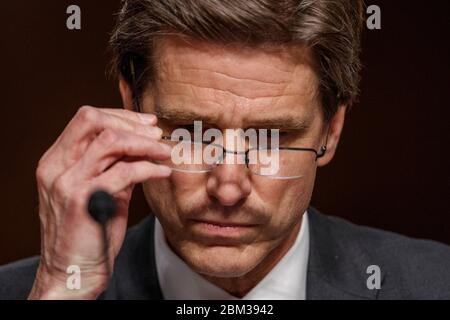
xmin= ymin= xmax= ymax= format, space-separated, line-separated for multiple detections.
xmin=87 ymin=190 xmax=117 ymax=224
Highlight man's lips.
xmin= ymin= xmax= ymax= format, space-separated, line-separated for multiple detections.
xmin=189 ymin=219 xmax=259 ymax=239
xmin=190 ymin=219 xmax=258 ymax=228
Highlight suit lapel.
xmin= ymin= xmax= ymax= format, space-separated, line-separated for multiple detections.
xmin=306 ymin=207 xmax=381 ymax=300
xmin=102 ymin=215 xmax=164 ymax=300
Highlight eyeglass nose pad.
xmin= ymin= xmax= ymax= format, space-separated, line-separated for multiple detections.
xmin=211 ymin=149 xmax=225 ymax=167
xmin=213 ymin=158 xmax=222 ymax=166
xmin=244 ymin=151 xmax=250 ymax=166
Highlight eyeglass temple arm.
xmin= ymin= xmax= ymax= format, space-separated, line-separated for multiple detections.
xmin=316 ymin=125 xmax=331 ymax=159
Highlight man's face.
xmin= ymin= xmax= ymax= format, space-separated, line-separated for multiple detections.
xmin=139 ymin=37 xmax=329 ymax=278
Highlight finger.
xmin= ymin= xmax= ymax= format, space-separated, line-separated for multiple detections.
xmin=37 ymin=104 xmax=166 ymax=191
xmin=58 ymin=106 xmax=162 ymax=148
xmin=98 ymin=108 xmax=157 ymax=126
xmin=39 ymin=106 xmax=163 ymax=181
xmin=90 ymin=161 xmax=172 ymax=194
xmin=71 ymin=128 xmax=172 ymax=179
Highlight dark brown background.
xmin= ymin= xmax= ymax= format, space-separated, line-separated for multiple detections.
xmin=1 ymin=1 xmax=449 ymax=266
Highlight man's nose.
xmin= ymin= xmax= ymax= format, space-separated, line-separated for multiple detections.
xmin=206 ymin=156 xmax=252 ymax=206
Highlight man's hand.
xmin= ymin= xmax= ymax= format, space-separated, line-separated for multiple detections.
xmin=28 ymin=106 xmax=172 ymax=300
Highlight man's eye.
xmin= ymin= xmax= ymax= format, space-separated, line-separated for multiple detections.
xmin=267 ymin=130 xmax=289 ymax=137
xmin=184 ymin=125 xmax=212 ymax=131
xmin=179 ymin=124 xmax=195 ymax=132
xmin=177 ymin=124 xmax=216 ymax=136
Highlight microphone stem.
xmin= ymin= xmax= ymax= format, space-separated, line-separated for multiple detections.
xmin=102 ymin=224 xmax=111 ymax=277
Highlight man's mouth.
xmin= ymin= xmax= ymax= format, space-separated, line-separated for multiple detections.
xmin=189 ymin=219 xmax=259 ymax=239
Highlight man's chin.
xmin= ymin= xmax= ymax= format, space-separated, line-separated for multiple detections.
xmin=179 ymin=243 xmax=264 ymax=278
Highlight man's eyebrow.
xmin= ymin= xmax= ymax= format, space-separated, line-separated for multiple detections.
xmin=155 ymin=106 xmax=217 ymax=123
xmin=247 ymin=117 xmax=312 ymax=131
xmin=155 ymin=105 xmax=312 ymax=130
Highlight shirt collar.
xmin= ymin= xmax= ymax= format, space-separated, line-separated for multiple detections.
xmin=155 ymin=211 xmax=309 ymax=300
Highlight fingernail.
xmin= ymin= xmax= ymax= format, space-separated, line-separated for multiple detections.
xmin=158 ymin=165 xmax=172 ymax=176
xmin=138 ymin=113 xmax=157 ymax=125
xmin=150 ymin=127 xmax=163 ymax=137
xmin=161 ymin=143 xmax=172 ymax=154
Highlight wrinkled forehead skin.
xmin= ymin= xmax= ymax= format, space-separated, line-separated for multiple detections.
xmin=147 ymin=36 xmax=325 ymax=133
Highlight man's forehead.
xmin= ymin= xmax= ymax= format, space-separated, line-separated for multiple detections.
xmin=152 ymin=36 xmax=321 ymax=129
xmin=154 ymin=35 xmax=318 ymax=85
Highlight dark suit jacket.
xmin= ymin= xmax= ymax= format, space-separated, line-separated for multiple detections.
xmin=1 ymin=207 xmax=449 ymax=299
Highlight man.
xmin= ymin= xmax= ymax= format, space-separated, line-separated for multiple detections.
xmin=1 ymin=0 xmax=449 ymax=300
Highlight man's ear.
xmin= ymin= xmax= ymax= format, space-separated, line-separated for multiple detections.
xmin=119 ymin=77 xmax=134 ymax=111
xmin=317 ymin=105 xmax=347 ymax=167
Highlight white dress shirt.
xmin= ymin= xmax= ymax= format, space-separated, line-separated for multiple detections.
xmin=154 ymin=211 xmax=310 ymax=300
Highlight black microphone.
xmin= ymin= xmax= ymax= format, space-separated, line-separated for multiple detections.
xmin=88 ymin=190 xmax=117 ymax=224
xmin=87 ymin=190 xmax=117 ymax=275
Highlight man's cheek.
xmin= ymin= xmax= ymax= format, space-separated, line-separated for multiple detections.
xmin=253 ymin=180 xmax=300 ymax=207
xmin=143 ymin=180 xmax=175 ymax=217
xmin=157 ymin=169 xmax=207 ymax=195
xmin=144 ymin=180 xmax=169 ymax=199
